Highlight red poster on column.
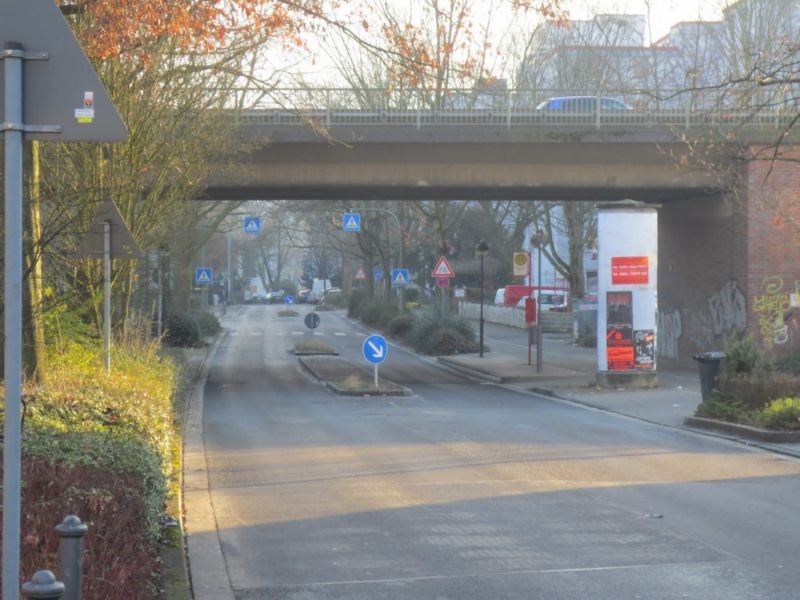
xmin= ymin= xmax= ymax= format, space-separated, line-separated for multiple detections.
xmin=611 ymin=256 xmax=649 ymax=285
xmin=606 ymin=291 xmax=634 ymax=370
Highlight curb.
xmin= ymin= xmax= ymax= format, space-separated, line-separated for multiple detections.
xmin=683 ymin=416 xmax=800 ymax=443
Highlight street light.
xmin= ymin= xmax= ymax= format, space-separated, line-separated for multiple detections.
xmin=475 ymin=239 xmax=490 ymax=358
xmin=530 ymin=230 xmax=550 ymax=372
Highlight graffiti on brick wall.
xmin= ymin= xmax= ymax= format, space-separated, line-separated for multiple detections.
xmin=657 ymin=308 xmax=682 ymax=359
xmin=707 ymin=279 xmax=747 ymax=338
xmin=753 ymin=276 xmax=792 ymax=348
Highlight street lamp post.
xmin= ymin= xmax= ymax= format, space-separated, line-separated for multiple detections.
xmin=475 ymin=239 xmax=490 ymax=358
xmin=530 ymin=230 xmax=550 ymax=373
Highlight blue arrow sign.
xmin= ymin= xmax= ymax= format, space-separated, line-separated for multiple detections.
xmin=195 ymin=267 xmax=213 ymax=285
xmin=343 ymin=212 xmax=361 ymax=232
xmin=374 ymin=269 xmax=384 ymax=280
xmin=244 ymin=216 xmax=261 ymax=234
xmin=362 ymin=334 xmax=388 ymax=364
xmin=391 ymin=268 xmax=409 ymax=287
xmin=285 ymin=295 xmax=295 ymax=305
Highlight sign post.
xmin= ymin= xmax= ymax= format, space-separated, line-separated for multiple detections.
xmin=362 ymin=334 xmax=388 ymax=389
xmin=2 ymin=3 xmax=128 ymax=595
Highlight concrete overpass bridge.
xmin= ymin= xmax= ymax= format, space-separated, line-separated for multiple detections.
xmin=201 ymin=88 xmax=800 ymax=365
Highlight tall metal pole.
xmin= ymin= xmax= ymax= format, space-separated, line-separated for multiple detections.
xmin=3 ymin=40 xmax=24 ymax=600
xmin=226 ymin=235 xmax=231 ymax=304
xmin=536 ymin=245 xmax=543 ymax=373
xmin=157 ymin=258 xmax=163 ymax=339
xmin=104 ymin=220 xmax=112 ymax=374
xmin=479 ymin=254 xmax=485 ymax=358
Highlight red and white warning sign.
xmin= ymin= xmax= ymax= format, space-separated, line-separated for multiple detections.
xmin=354 ymin=266 xmax=366 ymax=280
xmin=431 ymin=256 xmax=455 ymax=278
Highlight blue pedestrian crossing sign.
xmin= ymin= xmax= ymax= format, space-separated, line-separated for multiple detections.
xmin=363 ymin=335 xmax=388 ymax=364
xmin=195 ymin=267 xmax=213 ymax=286
xmin=343 ymin=212 xmax=361 ymax=232
xmin=391 ymin=269 xmax=410 ymax=287
xmin=244 ymin=216 xmax=261 ymax=234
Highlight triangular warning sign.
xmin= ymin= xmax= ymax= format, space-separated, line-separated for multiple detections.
xmin=393 ymin=271 xmax=407 ymax=285
xmin=0 ymin=0 xmax=127 ymax=142
xmin=73 ymin=197 xmax=143 ymax=259
xmin=197 ymin=270 xmax=211 ymax=283
xmin=354 ymin=267 xmax=366 ymax=280
xmin=431 ymin=256 xmax=455 ymax=277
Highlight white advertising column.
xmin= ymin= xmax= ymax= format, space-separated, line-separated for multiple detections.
xmin=597 ymin=201 xmax=659 ymax=387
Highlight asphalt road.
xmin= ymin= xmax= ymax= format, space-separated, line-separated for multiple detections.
xmin=199 ymin=304 xmax=800 ymax=600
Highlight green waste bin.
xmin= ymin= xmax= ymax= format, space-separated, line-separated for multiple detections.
xmin=693 ymin=351 xmax=726 ymax=402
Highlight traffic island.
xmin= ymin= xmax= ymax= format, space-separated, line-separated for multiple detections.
xmin=293 ymin=339 xmax=338 ymax=356
xmin=299 ymin=355 xmax=411 ymax=396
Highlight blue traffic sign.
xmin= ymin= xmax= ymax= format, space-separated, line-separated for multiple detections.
xmin=374 ymin=269 xmax=384 ymax=280
xmin=195 ymin=267 xmax=213 ymax=285
xmin=343 ymin=212 xmax=361 ymax=232
xmin=244 ymin=215 xmax=261 ymax=234
xmin=391 ymin=268 xmax=410 ymax=287
xmin=304 ymin=312 xmax=320 ymax=329
xmin=285 ymin=295 xmax=295 ymax=305
xmin=362 ymin=334 xmax=388 ymax=364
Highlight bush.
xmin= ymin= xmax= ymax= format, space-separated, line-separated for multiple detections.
xmin=188 ymin=310 xmax=221 ymax=337
xmin=715 ymin=372 xmax=800 ymax=411
xmin=425 ymin=327 xmax=480 ymax=355
xmin=403 ymin=287 xmax=420 ymax=303
xmin=695 ymin=394 xmax=750 ymax=422
xmin=10 ymin=451 xmax=163 ymax=600
xmin=163 ymin=313 xmax=201 ymax=347
xmin=360 ymin=300 xmax=399 ymax=328
xmin=348 ymin=288 xmax=370 ymax=318
xmin=274 ymin=279 xmax=298 ymax=297
xmin=775 ymin=353 xmax=800 ymax=376
xmin=719 ymin=335 xmax=772 ymax=379
xmin=387 ymin=313 xmax=415 ymax=339
xmin=759 ymin=397 xmax=800 ymax=430
xmin=410 ymin=314 xmax=479 ymax=355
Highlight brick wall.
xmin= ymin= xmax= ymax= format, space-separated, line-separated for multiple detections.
xmin=656 ymin=152 xmax=800 ymax=366
xmin=744 ymin=155 xmax=800 ymax=355
xmin=658 ymin=194 xmax=748 ymax=368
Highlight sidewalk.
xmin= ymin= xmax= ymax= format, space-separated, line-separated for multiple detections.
xmin=439 ymin=324 xmax=800 ymax=459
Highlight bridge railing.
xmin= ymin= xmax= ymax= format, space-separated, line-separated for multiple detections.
xmin=228 ymin=87 xmax=799 ymax=129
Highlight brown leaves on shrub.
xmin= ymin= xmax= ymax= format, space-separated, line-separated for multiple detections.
xmin=0 ymin=458 xmax=160 ymax=600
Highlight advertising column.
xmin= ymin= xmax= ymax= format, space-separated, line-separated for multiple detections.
xmin=597 ymin=201 xmax=658 ymax=386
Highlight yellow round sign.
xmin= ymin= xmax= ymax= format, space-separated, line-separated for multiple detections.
xmin=514 ymin=253 xmax=528 ymax=266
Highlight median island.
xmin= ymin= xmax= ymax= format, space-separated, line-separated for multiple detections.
xmin=299 ymin=355 xmax=411 ymax=396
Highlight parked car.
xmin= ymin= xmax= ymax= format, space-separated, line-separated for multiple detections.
xmin=319 ymin=287 xmax=343 ymax=306
xmin=296 ymin=288 xmax=311 ymax=303
xmin=265 ymin=290 xmax=285 ymax=304
xmin=536 ymin=96 xmax=633 ymax=112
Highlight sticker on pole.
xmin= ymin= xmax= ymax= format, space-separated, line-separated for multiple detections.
xmin=431 ymin=256 xmax=455 ymax=278
xmin=343 ymin=213 xmax=361 ymax=232
xmin=244 ymin=216 xmax=261 ymax=234
xmin=195 ymin=267 xmax=213 ymax=285
xmin=363 ymin=335 xmax=388 ymax=364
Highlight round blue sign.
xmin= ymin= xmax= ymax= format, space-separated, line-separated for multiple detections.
xmin=285 ymin=295 xmax=295 ymax=304
xmin=362 ymin=335 xmax=388 ymax=364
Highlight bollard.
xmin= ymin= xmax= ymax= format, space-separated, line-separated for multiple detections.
xmin=54 ymin=515 xmax=88 ymax=600
xmin=22 ymin=570 xmax=64 ymax=600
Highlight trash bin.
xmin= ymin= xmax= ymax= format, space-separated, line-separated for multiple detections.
xmin=693 ymin=351 xmax=726 ymax=402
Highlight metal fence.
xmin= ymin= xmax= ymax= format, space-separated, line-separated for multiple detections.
xmin=228 ymin=87 xmax=799 ymax=130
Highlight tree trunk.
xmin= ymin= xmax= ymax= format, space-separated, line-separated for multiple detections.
xmin=23 ymin=140 xmax=46 ymax=381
